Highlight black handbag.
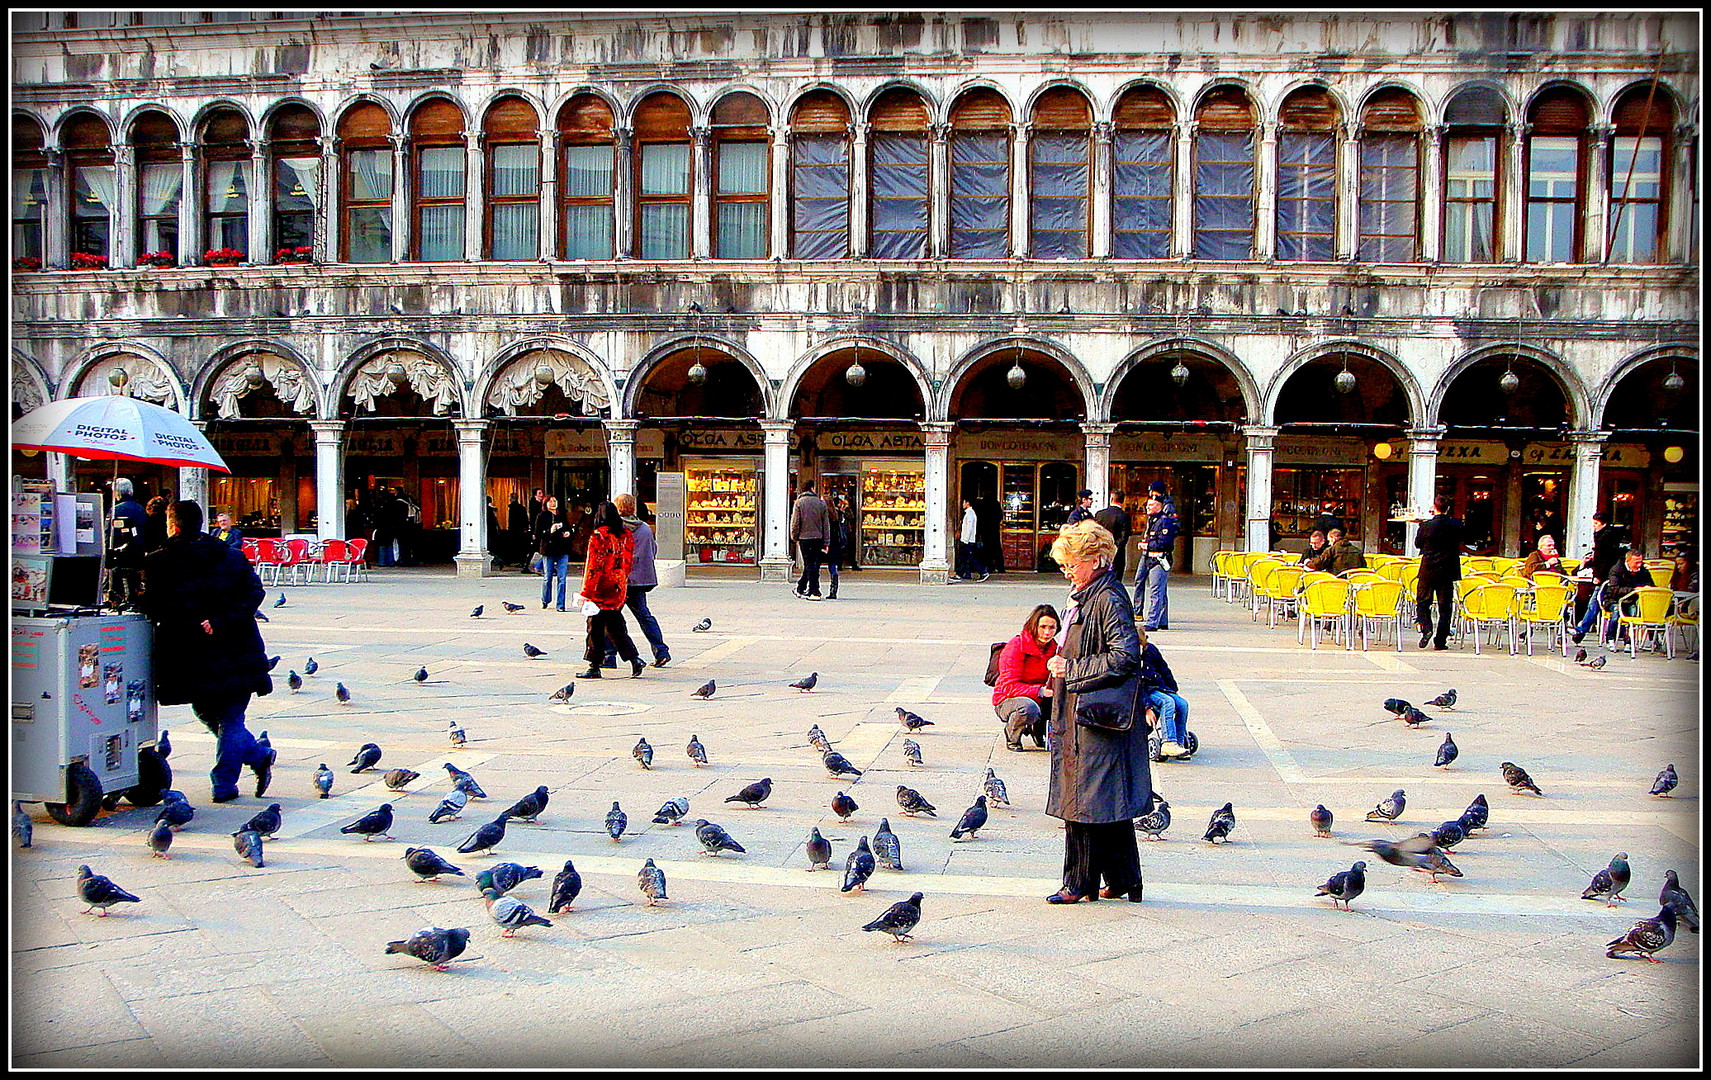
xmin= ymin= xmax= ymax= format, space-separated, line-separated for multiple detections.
xmin=1074 ymin=675 xmax=1146 ymax=733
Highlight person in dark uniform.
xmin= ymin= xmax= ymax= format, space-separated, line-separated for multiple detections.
xmin=1413 ymin=495 xmax=1465 ymax=650
xmin=1067 ymin=489 xmax=1095 ymax=524
xmin=1093 ymin=497 xmax=1133 ymax=583
xmin=105 ymin=477 xmax=148 ymax=610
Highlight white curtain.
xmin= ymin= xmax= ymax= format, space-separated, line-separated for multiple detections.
xmin=78 ymin=166 xmax=116 ymax=210
xmin=206 ymin=160 xmax=246 ymax=212
xmin=350 ymin=149 xmax=391 ymax=200
xmin=417 ymin=146 xmax=464 ymax=200
xmin=279 ymin=157 xmax=320 ymax=207
xmin=490 ymin=143 xmax=538 ymax=197
xmin=640 ymin=143 xmax=689 ymax=195
xmin=717 ymin=142 xmax=766 ymax=194
xmin=564 ymin=146 xmax=611 ymax=198
xmin=141 ymin=162 xmax=183 ymax=215
xmin=13 ymin=168 xmax=45 ymax=219
xmin=491 ymin=203 xmax=538 ymax=260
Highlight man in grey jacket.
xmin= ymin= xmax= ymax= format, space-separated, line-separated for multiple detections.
xmin=607 ymin=494 xmax=671 ymax=667
xmin=790 ymin=480 xmax=832 ymax=600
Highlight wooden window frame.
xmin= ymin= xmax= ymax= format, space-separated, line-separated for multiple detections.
xmin=711 ymin=94 xmax=771 ymax=260
xmin=1357 ymin=132 xmax=1421 ymax=263
xmin=132 ymin=113 xmax=182 ymax=261
xmin=867 ymin=88 xmax=930 ymax=260
xmin=338 ymin=103 xmax=393 ymax=263
xmin=409 ymin=100 xmax=466 ymax=263
xmin=557 ymin=95 xmax=616 ymax=261
xmin=482 ymin=96 xmax=540 ymax=261
xmin=1524 ymin=132 xmax=1585 ymax=263
xmin=1027 ymin=89 xmax=1092 ymax=259
xmin=1607 ymin=134 xmax=1666 ymax=263
xmin=633 ymin=93 xmax=694 ymax=260
xmin=1441 ymin=129 xmax=1500 ymax=263
xmin=947 ymin=90 xmax=1012 ymax=259
xmin=13 ymin=118 xmax=48 ymax=262
xmin=202 ymin=110 xmax=251 ymax=258
xmin=1111 ymin=87 xmax=1174 ymax=259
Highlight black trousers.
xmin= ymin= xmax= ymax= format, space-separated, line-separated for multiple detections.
xmin=1062 ymin=819 xmax=1143 ymax=897
xmin=1415 ymin=575 xmax=1456 ymax=646
xmin=585 ymin=608 xmax=639 ymax=665
xmin=795 ymin=539 xmax=825 ymax=595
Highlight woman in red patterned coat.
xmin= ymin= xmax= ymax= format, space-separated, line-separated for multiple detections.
xmin=576 ymin=501 xmax=646 ymax=679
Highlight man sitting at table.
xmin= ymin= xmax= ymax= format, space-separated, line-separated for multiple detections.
xmin=1307 ymin=526 xmax=1367 ymax=575
xmin=1518 ymin=534 xmax=1565 ymax=580
xmin=1571 ymin=547 xmax=1656 ymax=648
xmin=1298 ymin=529 xmax=1329 ymax=567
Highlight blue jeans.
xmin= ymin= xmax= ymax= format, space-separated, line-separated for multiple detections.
xmin=826 ymin=556 xmax=839 ymax=597
xmin=1145 ymin=689 xmax=1189 ymax=745
xmin=956 ymin=541 xmax=984 ymax=579
xmin=1574 ymin=583 xmax=1631 ymax=642
xmin=541 ymin=554 xmax=571 ymax=609
xmin=192 ymin=692 xmax=267 ymax=800
xmin=374 ymin=537 xmax=395 ymax=567
xmin=1138 ymin=556 xmax=1169 ymax=630
xmin=606 ymin=585 xmax=670 ymax=665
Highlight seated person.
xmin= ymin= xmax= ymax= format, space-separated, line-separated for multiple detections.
xmin=1671 ymin=549 xmax=1698 ymax=594
xmin=1137 ymin=626 xmax=1191 ymax=759
xmin=992 ymin=604 xmax=1058 ymax=751
xmin=1313 ymin=525 xmax=1367 ymax=575
xmin=1571 ymin=547 xmax=1656 ymax=646
xmin=1298 ymin=529 xmax=1329 ymax=567
xmin=1518 ymin=534 xmax=1566 ymax=580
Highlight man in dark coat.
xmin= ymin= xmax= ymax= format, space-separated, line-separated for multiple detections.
xmin=1413 ymin=495 xmax=1465 ymax=650
xmin=1092 ymin=498 xmax=1133 ymax=583
xmin=105 ymin=477 xmax=148 ymax=610
xmin=141 ymin=500 xmax=275 ymax=802
xmin=1584 ymin=509 xmax=1627 ymax=583
xmin=789 ymin=481 xmax=833 ymax=599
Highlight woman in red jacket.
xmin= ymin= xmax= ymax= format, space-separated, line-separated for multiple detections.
xmin=993 ymin=604 xmax=1060 ymax=751
xmin=577 ymin=501 xmax=646 ymax=679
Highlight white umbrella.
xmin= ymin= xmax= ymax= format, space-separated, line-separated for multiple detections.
xmin=12 ymin=396 xmax=230 ymax=473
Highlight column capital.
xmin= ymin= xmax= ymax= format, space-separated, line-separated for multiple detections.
xmin=918 ymin=420 xmax=956 ymax=448
xmin=1588 ymin=125 xmax=1614 ymax=146
xmin=114 ymin=144 xmax=136 ymax=166
xmin=1258 ymin=119 xmax=1278 ymax=142
xmin=1423 ymin=124 xmax=1444 ymax=142
xmin=759 ymin=418 xmax=796 ymax=439
xmin=1404 ymin=425 xmax=1447 ymax=442
xmin=1180 ymin=120 xmax=1199 ymax=138
xmin=452 ymin=418 xmax=489 ymax=439
xmin=318 ymin=135 xmax=341 ymax=154
xmin=1565 ymin=428 xmax=1612 ymax=447
xmin=1091 ymin=120 xmax=1113 ymax=144
xmin=852 ymin=122 xmax=871 ymax=142
xmin=613 ymin=126 xmax=634 ymax=149
xmin=180 ymin=141 xmax=202 ymax=160
xmin=770 ymin=123 xmax=792 ymax=145
xmin=249 ymin=137 xmax=270 ymax=155
xmin=602 ymin=418 xmax=640 ymax=436
xmin=307 ymin=419 xmax=345 ymax=433
xmin=1240 ymin=424 xmax=1280 ymax=446
xmin=1079 ymin=421 xmax=1118 ymax=445
xmin=1013 ymin=120 xmax=1034 ymax=139
xmin=1673 ymin=122 xmax=1696 ymax=142
xmin=928 ymin=121 xmax=950 ymax=143
xmin=688 ymin=125 xmax=711 ymax=145
xmin=386 ymin=133 xmax=411 ymax=152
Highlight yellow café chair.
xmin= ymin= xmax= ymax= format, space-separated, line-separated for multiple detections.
xmin=1462 ymin=556 xmax=1496 ymax=576
xmin=1458 ymin=581 xmax=1518 ymax=656
xmin=1617 ymin=586 xmax=1679 ymax=659
xmin=1513 ymin=582 xmax=1572 ymax=657
xmin=1209 ymin=550 xmax=1238 ymax=599
xmin=1350 ymin=578 xmax=1406 ymax=652
xmin=1668 ymin=594 xmax=1698 ymax=656
xmin=1298 ymin=576 xmax=1352 ymax=649
xmin=1259 ymin=564 xmax=1306 ymax=628
xmin=1246 ymin=557 xmax=1286 ymax=619
xmin=1643 ymin=559 xmax=1675 ymax=583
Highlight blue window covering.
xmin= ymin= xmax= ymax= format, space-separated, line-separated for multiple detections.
xmin=1275 ymin=132 xmax=1335 ymax=261
xmin=1358 ymin=134 xmax=1418 ymax=262
xmin=869 ymin=133 xmax=928 ymax=258
xmin=1030 ymin=132 xmax=1088 ymax=258
xmin=1194 ymin=131 xmax=1254 ymax=260
xmin=950 ymin=132 xmax=1008 ymax=258
xmin=792 ymin=134 xmax=849 ymax=259
xmin=1112 ymin=130 xmax=1171 ymax=259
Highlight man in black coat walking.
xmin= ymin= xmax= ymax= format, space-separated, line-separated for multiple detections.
xmin=1093 ymin=498 xmax=1133 ymax=583
xmin=105 ymin=477 xmax=148 ymax=610
xmin=141 ymin=500 xmax=275 ymax=802
xmin=1413 ymin=495 xmax=1465 ymax=650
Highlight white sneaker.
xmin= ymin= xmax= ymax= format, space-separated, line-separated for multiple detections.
xmin=1159 ymin=740 xmax=1190 ymax=759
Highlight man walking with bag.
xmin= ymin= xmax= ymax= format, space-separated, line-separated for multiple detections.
xmin=790 ymin=480 xmax=832 ymax=600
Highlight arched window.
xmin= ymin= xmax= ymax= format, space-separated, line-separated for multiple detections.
xmin=1275 ymin=86 xmax=1338 ymax=262
xmin=868 ymin=87 xmax=929 ymax=259
xmin=202 ymin=107 xmax=250 ymax=256
xmin=1193 ymin=86 xmax=1255 ymax=259
xmin=1441 ymin=85 xmax=1506 ymax=263
xmin=483 ymin=96 xmax=540 ymax=260
xmin=1111 ymin=85 xmax=1173 ymax=259
xmin=1029 ymin=87 xmax=1091 ymax=258
xmin=791 ymin=90 xmax=850 ymax=259
xmin=409 ymin=98 xmax=465 ymax=261
xmin=634 ymin=92 xmax=692 ymax=259
xmin=1358 ymin=88 xmax=1423 ymax=262
xmin=269 ymin=104 xmax=320 ymax=261
xmin=132 ymin=111 xmax=182 ymax=262
xmin=1608 ymin=85 xmax=1673 ymax=264
xmin=1525 ymin=87 xmax=1590 ymax=263
xmin=711 ymin=92 xmax=769 ymax=258
xmin=948 ymin=88 xmax=1011 ymax=258
xmin=338 ymin=102 xmax=393 ymax=262
xmin=64 ymin=113 xmax=115 ymax=262
xmin=557 ymin=94 xmax=615 ymax=260
xmin=13 ymin=114 xmax=48 ymax=264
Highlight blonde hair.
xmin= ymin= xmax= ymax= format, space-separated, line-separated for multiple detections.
xmin=1050 ymin=519 xmax=1116 ymax=569
xmin=615 ymin=493 xmax=637 ymax=516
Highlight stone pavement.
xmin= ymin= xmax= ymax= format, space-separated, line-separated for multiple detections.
xmin=11 ymin=566 xmax=1701 ymax=1068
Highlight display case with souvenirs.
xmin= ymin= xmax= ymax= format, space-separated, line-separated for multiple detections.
xmin=1269 ymin=468 xmax=1363 ymax=538
xmin=859 ymin=466 xmax=925 ymax=567
xmin=685 ymin=463 xmax=758 ymax=564
xmin=1659 ymin=488 xmax=1697 ymax=561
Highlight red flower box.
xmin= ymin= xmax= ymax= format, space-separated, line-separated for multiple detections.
xmin=140 ymin=250 xmax=177 ymax=268
xmin=70 ymin=252 xmax=108 ymax=270
xmin=13 ymin=256 xmax=42 ymax=272
xmin=204 ymin=247 xmax=245 ymax=266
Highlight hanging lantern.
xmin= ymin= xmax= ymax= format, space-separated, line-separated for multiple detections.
xmin=243 ymin=361 xmax=266 ymax=388
xmin=1663 ymin=363 xmax=1685 ymax=394
xmin=686 ymin=355 xmax=708 ymax=386
xmin=385 ymin=360 xmax=408 ymax=386
xmin=534 ymin=363 xmax=556 ymax=387
xmin=1007 ymin=357 xmax=1026 ymax=390
xmin=1498 ymin=363 xmax=1520 ymax=395
xmin=107 ymin=366 xmax=130 ymax=392
xmin=1169 ymin=358 xmax=1190 ymax=388
xmin=845 ymin=339 xmax=868 ymax=387
xmin=1333 ymin=358 xmax=1356 ymax=395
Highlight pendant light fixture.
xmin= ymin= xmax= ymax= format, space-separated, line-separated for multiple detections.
xmin=1170 ymin=356 xmax=1190 ymax=388
xmin=845 ymin=337 xmax=867 ymax=388
xmin=686 ymin=303 xmax=708 ymax=386
xmin=1333 ymin=356 xmax=1356 ymax=395
xmin=1662 ymin=360 xmax=1685 ymax=394
xmin=1498 ymin=360 xmax=1520 ymax=395
xmin=1006 ymin=320 xmax=1027 ymax=390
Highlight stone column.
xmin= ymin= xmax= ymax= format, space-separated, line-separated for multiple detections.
xmin=848 ymin=121 xmax=870 ymax=257
xmin=249 ymin=138 xmax=271 ymax=263
xmin=1336 ymin=122 xmax=1359 ymax=260
xmin=928 ymin=121 xmax=950 ymax=258
xmin=43 ymin=147 xmax=67 ymax=269
xmin=1255 ymin=120 xmax=1278 ymax=260
xmin=309 ymin=420 xmax=346 ymax=541
xmin=604 ymin=419 xmax=639 ymax=501
xmin=1009 ymin=122 xmax=1031 ymax=257
xmin=538 ymin=128 xmax=558 ymax=259
xmin=47 ymin=451 xmax=73 ymax=493
xmin=1241 ymin=425 xmax=1278 ymax=552
xmin=388 ymin=133 xmax=410 ymax=262
xmin=613 ymin=126 xmax=634 ymax=258
xmin=769 ymin=124 xmax=791 ymax=258
xmin=1420 ymin=125 xmax=1442 ymax=263
xmin=1565 ymin=430 xmax=1610 ymax=564
xmin=318 ymin=135 xmax=339 ymax=261
xmin=1503 ymin=123 xmax=1527 ymax=262
xmin=112 ymin=144 xmax=136 ymax=268
xmin=178 ymin=141 xmax=202 ymax=265
xmin=1172 ymin=122 xmax=1195 ymax=258
xmin=759 ymin=419 xmax=796 ymax=581
xmin=690 ymin=125 xmax=711 ymax=258
xmin=1081 ymin=422 xmax=1116 ymax=509
xmin=180 ymin=419 xmax=210 ymax=512
xmin=1404 ymin=425 xmax=1444 ymax=552
xmin=1588 ymin=125 xmax=1614 ymax=263
xmin=919 ymin=421 xmax=955 ymax=584
xmin=465 ymin=131 xmax=485 ymax=261
xmin=1667 ymin=123 xmax=1695 ymax=263
xmin=453 ymin=419 xmax=492 ymax=577
xmin=1090 ymin=121 xmax=1113 ymax=258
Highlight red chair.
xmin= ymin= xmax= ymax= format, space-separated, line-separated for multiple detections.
xmin=282 ymin=537 xmax=315 ymax=586
xmin=318 ymin=538 xmax=349 ymax=582
xmin=252 ymin=538 xmax=284 ymax=586
xmin=343 ymin=537 xmax=370 ymax=582
xmin=241 ymin=538 xmax=262 ymax=566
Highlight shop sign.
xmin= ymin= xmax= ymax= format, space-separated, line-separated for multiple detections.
xmin=207 ymin=432 xmax=276 ymax=455
xmin=419 ymin=431 xmax=456 ymax=456
xmin=817 ymin=429 xmax=924 ymax=453
xmin=345 ymin=431 xmax=403 ymax=457
xmin=545 ymin=428 xmax=607 ymax=457
xmin=1515 ymin=442 xmax=1650 ymax=469
xmin=1395 ymin=439 xmax=1505 ymax=464
xmin=679 ymin=428 xmax=774 ymax=452
xmin=1274 ymin=437 xmax=1369 ymax=466
xmin=1111 ymin=432 xmax=1225 ymax=462
xmin=958 ymin=430 xmax=1071 ymax=461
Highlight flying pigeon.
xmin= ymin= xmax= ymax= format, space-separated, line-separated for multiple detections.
xmin=806 ymin=725 xmax=830 ymax=753
xmin=274 ymin=592 xmax=287 ymax=608
xmin=872 ymin=817 xmax=903 ymax=870
xmin=806 ymin=826 xmax=833 ymax=870
xmin=841 ymin=835 xmax=876 ymax=893
xmin=1134 ymin=793 xmax=1171 ymax=840
xmin=686 ymin=735 xmax=708 ymax=767
xmin=1401 ymin=706 xmax=1430 ymax=729
xmin=1382 ymin=698 xmax=1411 ymax=718
xmin=1315 ymin=861 xmax=1367 ymax=910
xmin=692 ymin=617 xmax=712 ymax=632
xmin=522 ymin=642 xmax=546 ymax=659
xmin=348 ymin=743 xmax=382 ymax=773
xmin=13 ymin=803 xmax=33 ymax=849
xmin=1660 ymin=870 xmax=1699 ymax=933
xmin=1501 ymin=761 xmax=1543 ymax=796
xmin=983 ymin=768 xmax=1009 ymax=807
xmin=725 ymin=778 xmax=773 ymax=809
xmin=428 ymin=788 xmax=468 ymax=823
xmin=155 ymin=794 xmax=194 ymax=831
xmin=232 ymin=828 xmax=265 ymax=867
xmin=156 ymin=729 xmax=171 ymax=759
xmin=335 ymin=682 xmax=351 ymax=704
xmin=404 ymin=846 xmax=465 ymax=881
xmin=482 ymin=886 xmax=551 ymax=937
xmin=1425 ymin=688 xmax=1457 ymax=709
xmin=1650 ymin=764 xmax=1678 ymax=797
xmin=548 ymin=859 xmax=583 ymax=913
xmin=304 ymin=656 xmax=319 ymax=675
xmin=895 ymin=785 xmax=936 ymax=817
xmin=476 ymin=862 xmax=543 ymax=896
xmin=902 ymin=738 xmax=923 ymax=768
xmin=1584 ymin=654 xmax=1607 ymax=671
xmin=633 ymin=737 xmax=654 ymax=770
xmin=146 ymin=819 xmax=174 ymax=858
xmin=606 ymin=801 xmax=627 ymax=841
xmin=341 ymin=803 xmax=395 ymax=841
xmin=1605 ymin=906 xmax=1677 ymax=962
xmin=1310 ymin=804 xmax=1334 ymax=837
xmin=695 ymin=818 xmax=746 ymax=856
xmin=470 ymin=605 xmax=483 ymax=618
xmin=1582 ymin=852 xmax=1632 ymax=907
xmin=822 ymin=750 xmax=863 ymax=779
xmin=383 ymin=768 xmax=421 ymax=792
xmin=1429 ymin=818 xmax=1466 ymax=852
xmin=896 ymin=707 xmax=934 ymax=731
xmin=457 ymin=813 xmax=512 ymax=855
xmin=950 ymin=795 xmax=989 ymax=840
xmin=638 ymin=858 xmax=668 ymax=904
xmin=1365 ymin=789 xmax=1406 ymax=822
xmin=413 ymin=667 xmax=428 ymax=684
xmin=1360 ymin=834 xmax=1462 ymax=882
xmin=1204 ymin=802 xmax=1237 ymax=844
xmin=549 ymin=682 xmax=575 ymax=703
xmin=691 ymin=679 xmax=716 ymax=699
xmin=1573 ymin=647 xmax=1588 ymax=664
xmin=385 ymin=926 xmax=470 ymax=970
xmin=242 ymin=803 xmax=283 ymax=839
xmin=266 ymin=654 xmax=280 ymax=671
xmin=649 ymin=796 xmax=690 ymax=827
xmin=863 ymin=891 xmax=924 ymax=943
xmin=1460 ymin=793 xmax=1490 ymax=831
xmin=502 ymin=601 xmax=525 ymax=613
xmin=448 ymin=720 xmax=466 ymax=749
xmin=789 ymin=672 xmax=818 ymax=693
xmin=1435 ymin=732 xmax=1459 ymax=769
xmin=504 ymin=786 xmax=551 ymax=823
xmin=76 ymin=865 xmax=141 ymax=916
xmin=287 ymin=670 xmax=302 ymax=692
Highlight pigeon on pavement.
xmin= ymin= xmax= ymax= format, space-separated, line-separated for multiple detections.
xmin=287 ymin=670 xmax=302 ymax=692
xmin=470 ymin=605 xmax=483 ymax=618
xmin=872 ymin=818 xmax=903 ymax=870
xmin=692 ymin=617 xmax=712 ymax=632
xmin=1365 ymin=789 xmax=1406 ymax=822
xmin=1310 ymin=804 xmax=1334 ymax=837
xmin=476 ymin=862 xmax=543 ymax=896
xmin=822 ymin=750 xmax=863 ymax=779
xmin=1584 ymin=654 xmax=1607 ymax=671
xmin=341 ymin=803 xmax=395 ymax=841
xmin=695 ymin=818 xmax=746 ymax=856
xmin=950 ymin=795 xmax=989 ymax=840
xmin=831 ymin=791 xmax=858 ymax=822
xmin=896 ymin=707 xmax=934 ymax=731
xmin=725 ymin=778 xmax=773 ymax=809
xmin=386 ymin=926 xmax=470 ymax=970
xmin=404 ymin=847 xmax=465 ymax=881
xmin=606 ymin=801 xmax=627 ymax=841
xmin=1660 ymin=870 xmax=1699 ymax=933
xmin=147 ymin=819 xmax=174 ymax=858
xmin=482 ymin=886 xmax=551 ymax=937
xmin=1316 ymin=861 xmax=1367 ymax=910
xmin=1650 ymin=764 xmax=1678 ymax=797
xmin=863 ymin=892 xmax=924 ymax=942
xmin=1429 ymin=818 xmax=1466 ymax=852
xmin=255 ymin=610 xmax=268 ymax=622
xmin=429 ymin=788 xmax=469 ymax=823
xmin=1582 ymin=853 xmax=1632 ymax=907
xmin=76 ymin=865 xmax=141 ymax=915
xmin=841 ymin=835 xmax=876 ymax=892
xmin=638 ymin=858 xmax=668 ymax=904
xmin=383 ymin=768 xmax=421 ymax=792
xmin=1401 ymin=706 xmax=1430 ymax=728
xmin=549 ymin=683 xmax=575 ymax=703
xmin=349 ymin=743 xmax=382 ymax=773
xmin=1204 ymin=802 xmax=1237 ymax=843
xmin=806 ymin=826 xmax=833 ymax=870
xmin=304 ymin=656 xmax=318 ymax=675
xmin=1573 ymin=647 xmax=1588 ymax=664
xmin=156 ymin=729 xmax=172 ymax=760
xmin=790 ymin=672 xmax=818 ymax=692
xmin=447 ymin=765 xmax=487 ymax=800
xmin=548 ymin=860 xmax=583 ymax=913
xmin=1134 ymin=793 xmax=1171 ymax=840
xmin=522 ymin=642 xmax=546 ymax=658
xmin=413 ymin=666 xmax=428 ymax=684
xmin=1501 ymin=761 xmax=1544 ymax=795
xmin=503 ymin=786 xmax=550 ymax=823
xmin=266 ymin=655 xmax=280 ymax=671
xmin=633 ymin=737 xmax=653 ymax=769
xmin=895 ymin=785 xmax=936 ymax=816
xmin=155 ymin=793 xmax=194 ymax=830
xmin=1360 ymin=834 xmax=1461 ymax=881
xmin=1605 ymin=906 xmax=1678 ymax=962
xmin=686 ymin=734 xmax=708 ymax=767
xmin=652 ymin=797 xmax=690 ymax=826
xmin=1425 ymin=688 xmax=1457 ymax=709
xmin=274 ymin=592 xmax=287 ymax=608
xmin=806 ymin=724 xmax=830 ymax=753
xmin=448 ymin=720 xmax=466 ymax=749
xmin=902 ymin=738 xmax=923 ymax=767
xmin=457 ymin=813 xmax=512 ymax=855
xmin=1382 ymin=698 xmax=1411 ymax=718
xmin=12 ymin=803 xmax=32 ymax=849
xmin=1435 ymin=732 xmax=1459 ymax=768
xmin=242 ymin=803 xmax=283 ymax=839
xmin=335 ymin=682 xmax=352 ymax=704
xmin=502 ymin=601 xmax=525 ymax=613
xmin=1460 ymin=793 xmax=1490 ymax=830
xmin=983 ymin=768 xmax=1009 ymax=807
xmin=691 ymin=679 xmax=716 ymax=699
xmin=313 ymin=764 xmax=334 ymax=798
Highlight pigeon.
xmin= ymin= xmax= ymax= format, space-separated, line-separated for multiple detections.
xmin=1582 ymin=853 xmax=1632 ymax=907
xmin=1573 ymin=647 xmax=1588 ymax=664
xmin=606 ymin=801 xmax=627 ymax=841
xmin=522 ymin=642 xmax=546 ymax=658
xmin=686 ymin=734 xmax=708 ymax=767
xmin=1660 ymin=870 xmax=1699 ymax=933
xmin=348 ymin=743 xmax=382 ymax=773
xmin=266 ymin=654 xmax=281 ymax=671
xmin=476 ymin=862 xmax=543 ymax=896
xmin=1361 ymin=834 xmax=1461 ymax=881
xmin=841 ymin=835 xmax=876 ymax=892
xmin=242 ymin=803 xmax=283 ymax=839
xmin=335 ymin=682 xmax=352 ymax=704
xmin=1434 ymin=732 xmax=1459 ymax=769
xmin=548 ymin=859 xmax=583 ymax=913
xmin=725 ymin=778 xmax=772 ymax=809
xmin=429 ymin=788 xmax=468 ymax=823
xmin=502 ymin=601 xmax=525 ymax=613
xmin=1134 ymin=793 xmax=1172 ymax=840
xmin=1365 ymin=789 xmax=1406 ymax=822
xmin=12 ymin=802 xmax=34 ymax=849
xmin=233 ymin=828 xmax=265 ymax=867
xmin=1425 ymin=688 xmax=1457 ymax=710
xmin=287 ymin=670 xmax=302 ymax=692
xmin=896 ymin=707 xmax=934 ymax=731
xmin=76 ymin=865 xmax=141 ymax=915
xmin=404 ymin=846 xmax=465 ymax=881
xmin=1204 ymin=802 xmax=1237 ymax=843
xmin=1382 ymin=698 xmax=1411 ymax=718
xmin=638 ymin=858 xmax=668 ymax=904
xmin=156 ymin=729 xmax=171 ymax=760
xmin=256 ymin=607 xmax=270 ymax=620
xmin=691 ymin=679 xmax=716 ymax=699
xmin=1401 ymin=706 xmax=1430 ymax=729
xmin=692 ymin=617 xmax=712 ymax=632
xmin=902 ymin=738 xmax=923 ymax=768
xmin=822 ymin=750 xmax=863 ymax=779
xmin=450 ymin=772 xmax=487 ymax=801
xmin=983 ymin=768 xmax=1009 ymax=807
xmin=1429 ymin=818 xmax=1466 ymax=852
xmin=1584 ymin=654 xmax=1607 ymax=671
xmin=304 ymin=656 xmax=319 ymax=675
xmin=806 ymin=724 xmax=830 ymax=753
xmin=695 ymin=818 xmax=746 ymax=856
xmin=470 ymin=605 xmax=483 ymax=618
xmin=155 ymin=794 xmax=195 ymax=831
xmin=1316 ymin=861 xmax=1367 ymax=910
xmin=896 ymin=785 xmax=936 ymax=817
xmin=482 ymin=886 xmax=551 ymax=937
xmin=633 ymin=737 xmax=654 ymax=770
xmin=1605 ymin=906 xmax=1677 ymax=962
xmin=872 ymin=817 xmax=903 ymax=870
xmin=1461 ymin=793 xmax=1490 ymax=831
xmin=832 ymin=791 xmax=859 ymax=822
xmin=146 ymin=819 xmax=174 ymax=858
xmin=790 ymin=672 xmax=819 ymax=692
xmin=413 ymin=666 xmax=428 ymax=684
xmin=806 ymin=826 xmax=834 ymax=870
xmin=341 ymin=803 xmax=395 ymax=841
xmin=950 ymin=795 xmax=989 ymax=840
xmin=1501 ymin=762 xmax=1543 ymax=796
xmin=448 ymin=720 xmax=466 ymax=749
xmin=863 ymin=891 xmax=924 ymax=943
xmin=383 ymin=768 xmax=421 ymax=792
xmin=385 ymin=926 xmax=470 ymax=970
xmin=504 ymin=786 xmax=550 ymax=823
xmin=274 ymin=592 xmax=287 ymax=608
xmin=549 ymin=683 xmax=575 ymax=703
xmin=1310 ymin=804 xmax=1334 ymax=837
xmin=457 ymin=813 xmax=511 ymax=855
xmin=1650 ymin=764 xmax=1678 ymax=797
